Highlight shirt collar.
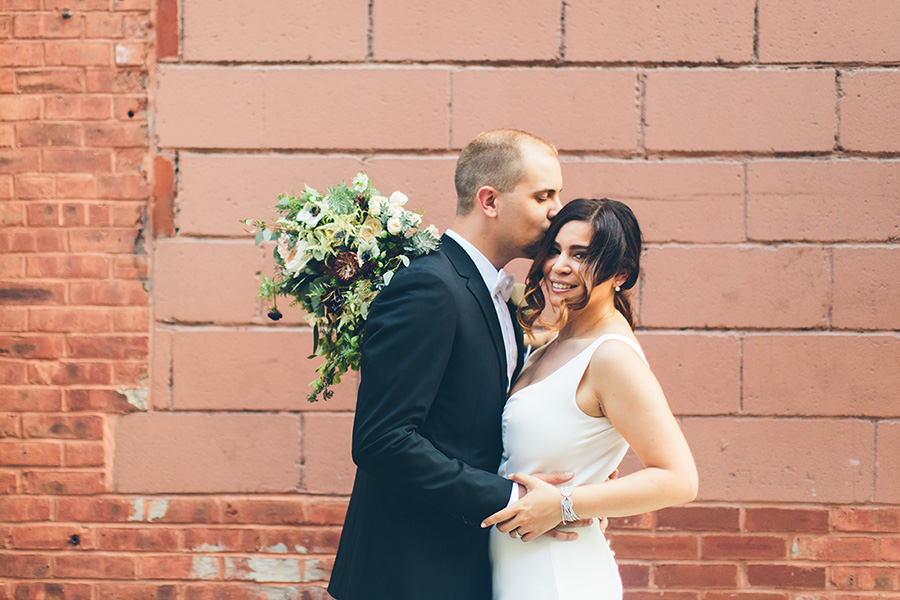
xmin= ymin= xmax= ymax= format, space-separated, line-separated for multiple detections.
xmin=445 ymin=229 xmax=500 ymax=295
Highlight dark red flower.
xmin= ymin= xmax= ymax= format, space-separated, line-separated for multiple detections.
xmin=325 ymin=251 xmax=362 ymax=283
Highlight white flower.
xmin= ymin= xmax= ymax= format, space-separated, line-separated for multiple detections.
xmin=387 ymin=217 xmax=402 ymax=235
xmin=387 ymin=204 xmax=404 ymax=219
xmin=284 ymin=239 xmax=310 ymax=273
xmin=388 ymin=191 xmax=408 ymax=207
xmin=352 ymin=172 xmax=369 ymax=192
xmin=358 ymin=216 xmax=383 ymax=242
xmin=425 ymin=224 xmax=440 ymax=240
xmin=407 ymin=212 xmax=422 ymax=228
xmin=297 ymin=205 xmax=323 ymax=227
xmin=369 ymin=195 xmax=388 ymax=216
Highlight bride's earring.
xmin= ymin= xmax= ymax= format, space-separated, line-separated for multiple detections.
xmin=614 ymin=282 xmax=621 ymax=292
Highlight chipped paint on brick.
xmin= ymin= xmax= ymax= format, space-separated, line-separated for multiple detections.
xmin=302 ymin=559 xmax=326 ymax=582
xmin=191 ymin=543 xmax=226 ymax=552
xmin=266 ymin=542 xmax=288 ymax=553
xmin=191 ymin=556 xmax=219 ymax=579
xmin=118 ymin=386 xmax=148 ymax=411
xmin=115 ymin=44 xmax=133 ymax=65
xmin=293 ymin=544 xmax=307 ymax=554
xmin=225 ymin=557 xmax=300 ymax=583
xmin=257 ymin=587 xmax=300 ymax=600
xmin=127 ymin=498 xmax=144 ymax=521
xmin=147 ymin=499 xmax=169 ymax=521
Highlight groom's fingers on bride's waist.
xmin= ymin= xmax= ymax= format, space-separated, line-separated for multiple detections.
xmin=543 ymin=528 xmax=579 ymax=541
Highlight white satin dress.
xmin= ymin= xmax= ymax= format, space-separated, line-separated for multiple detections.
xmin=491 ymin=334 xmax=648 ymax=600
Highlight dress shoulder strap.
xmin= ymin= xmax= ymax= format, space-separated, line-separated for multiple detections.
xmin=587 ymin=334 xmax=649 ymax=366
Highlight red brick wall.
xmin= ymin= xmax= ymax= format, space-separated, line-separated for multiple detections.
xmin=2 ymin=1 xmax=899 ymax=599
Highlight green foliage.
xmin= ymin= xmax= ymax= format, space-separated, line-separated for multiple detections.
xmin=245 ymin=172 xmax=441 ymax=401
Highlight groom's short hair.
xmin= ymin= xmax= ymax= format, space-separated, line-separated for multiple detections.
xmin=455 ymin=129 xmax=558 ymax=215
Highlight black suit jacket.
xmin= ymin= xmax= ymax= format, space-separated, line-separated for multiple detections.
xmin=328 ymin=235 xmax=526 ymax=600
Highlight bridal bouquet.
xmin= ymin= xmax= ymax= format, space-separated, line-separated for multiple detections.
xmin=246 ymin=173 xmax=441 ymax=402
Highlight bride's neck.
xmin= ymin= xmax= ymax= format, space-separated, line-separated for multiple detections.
xmin=558 ymin=294 xmax=618 ymax=341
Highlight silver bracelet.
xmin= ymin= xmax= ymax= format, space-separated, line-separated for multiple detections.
xmin=560 ymin=486 xmax=580 ymax=523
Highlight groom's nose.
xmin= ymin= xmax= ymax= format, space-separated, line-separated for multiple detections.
xmin=547 ymin=196 xmax=562 ymax=219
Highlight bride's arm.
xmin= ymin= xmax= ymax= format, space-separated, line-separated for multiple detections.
xmin=482 ymin=340 xmax=698 ymax=541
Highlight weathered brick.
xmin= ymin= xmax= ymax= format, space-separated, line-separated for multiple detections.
xmin=745 ymin=508 xmax=829 ymax=533
xmin=66 ymin=334 xmax=147 ymax=360
xmin=831 ymin=565 xmax=900 ymax=591
xmin=22 ymin=414 xmax=104 ymax=440
xmin=43 ymin=148 xmax=113 ymax=173
xmin=12 ymin=524 xmax=93 ymax=549
xmin=833 ymin=507 xmax=900 ymax=533
xmin=22 ymin=470 xmax=105 ymax=495
xmin=618 ymin=564 xmax=650 ymax=588
xmin=374 ymin=0 xmax=558 ymax=61
xmin=881 ymin=537 xmax=900 ymax=561
xmin=562 ymin=160 xmax=745 ymax=243
xmin=638 ymin=333 xmax=741 ymax=416
xmin=0 ymin=553 xmax=51 ymax=579
xmin=792 ymin=536 xmax=877 ymax=561
xmin=759 ymin=1 xmax=900 ymax=63
xmin=69 ymin=281 xmax=147 ymax=306
xmin=64 ymin=441 xmax=105 ymax=466
xmin=54 ymin=554 xmax=137 ymax=579
xmin=96 ymin=527 xmax=179 ymax=552
xmin=177 ymin=153 xmax=363 ymax=236
xmin=0 ymin=96 xmax=41 ymax=120
xmin=608 ymin=533 xmax=698 ymax=559
xmin=747 ymin=160 xmax=900 ymax=242
xmin=157 ymin=66 xmax=449 ymax=150
xmin=0 ymin=440 xmax=61 ymax=466
xmin=743 ymin=334 xmax=900 ymax=417
xmin=113 ymin=413 xmax=300 ymax=493
xmin=655 ymin=564 xmax=738 ymax=588
xmin=86 ymin=68 xmax=146 ymax=94
xmin=45 ymin=41 xmax=111 ymax=66
xmin=452 ymin=69 xmax=639 ymax=151
xmin=223 ymin=500 xmax=308 ymax=526
xmin=641 ymin=246 xmax=830 ymax=328
xmin=842 ymin=70 xmax=900 ymax=152
xmin=17 ymin=122 xmax=81 ymax=146
xmin=566 ymin=0 xmax=755 ymax=62
xmin=302 ymin=413 xmax=355 ymax=494
xmin=0 ymin=497 xmax=51 ymax=521
xmin=152 ymin=240 xmax=263 ymax=323
xmin=877 ymin=422 xmax=900 ymax=503
xmin=28 ymin=361 xmax=112 ymax=386
xmin=85 ymin=13 xmax=124 ymax=38
xmin=223 ymin=556 xmax=300 ymax=582
xmin=185 ymin=0 xmax=366 ymax=61
xmin=141 ymin=554 xmax=219 ymax=579
xmin=262 ymin=526 xmax=341 ymax=555
xmin=29 ymin=308 xmax=113 ymax=333
xmin=96 ymin=583 xmax=179 ymax=600
xmin=16 ymin=69 xmax=84 ymax=93
xmin=645 ymin=69 xmax=835 ymax=152
xmin=0 ymin=41 xmax=43 ymax=66
xmin=682 ymin=418 xmax=873 ymax=503
xmin=183 ymin=528 xmax=264 ymax=553
xmin=0 ymin=387 xmax=61 ymax=411
xmin=702 ymin=535 xmax=787 ymax=560
xmin=657 ymin=506 xmax=740 ymax=532
xmin=0 ymin=333 xmax=64 ymax=359
xmin=747 ymin=564 xmax=826 ymax=589
xmin=833 ymin=247 xmax=900 ymax=330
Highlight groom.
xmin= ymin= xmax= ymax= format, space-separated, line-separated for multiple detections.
xmin=328 ymin=130 xmax=566 ymax=600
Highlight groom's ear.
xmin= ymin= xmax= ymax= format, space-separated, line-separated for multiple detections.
xmin=476 ymin=185 xmax=500 ymax=218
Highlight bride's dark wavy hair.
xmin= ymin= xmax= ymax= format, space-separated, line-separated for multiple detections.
xmin=519 ymin=198 xmax=642 ymax=333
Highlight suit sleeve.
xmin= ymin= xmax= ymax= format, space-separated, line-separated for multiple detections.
xmin=351 ymin=266 xmax=513 ymax=525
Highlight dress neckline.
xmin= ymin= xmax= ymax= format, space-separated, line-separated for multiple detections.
xmin=509 ymin=333 xmax=645 ymax=397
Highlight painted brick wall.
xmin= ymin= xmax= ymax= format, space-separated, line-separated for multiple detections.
xmin=2 ymin=1 xmax=899 ymax=599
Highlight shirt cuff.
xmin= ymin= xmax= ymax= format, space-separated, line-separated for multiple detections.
xmin=507 ymin=480 xmax=519 ymax=507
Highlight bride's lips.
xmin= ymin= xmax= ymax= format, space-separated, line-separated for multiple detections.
xmin=549 ymin=280 xmax=577 ymax=293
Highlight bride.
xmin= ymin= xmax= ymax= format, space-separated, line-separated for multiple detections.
xmin=482 ymin=198 xmax=699 ymax=599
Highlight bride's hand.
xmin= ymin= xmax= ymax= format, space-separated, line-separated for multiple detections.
xmin=481 ymin=472 xmax=564 ymax=542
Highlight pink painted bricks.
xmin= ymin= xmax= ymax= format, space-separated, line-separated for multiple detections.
xmin=3 ymin=1 xmax=899 ymax=599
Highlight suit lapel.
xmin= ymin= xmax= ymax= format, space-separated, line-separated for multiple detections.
xmin=441 ymin=236 xmax=508 ymax=389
